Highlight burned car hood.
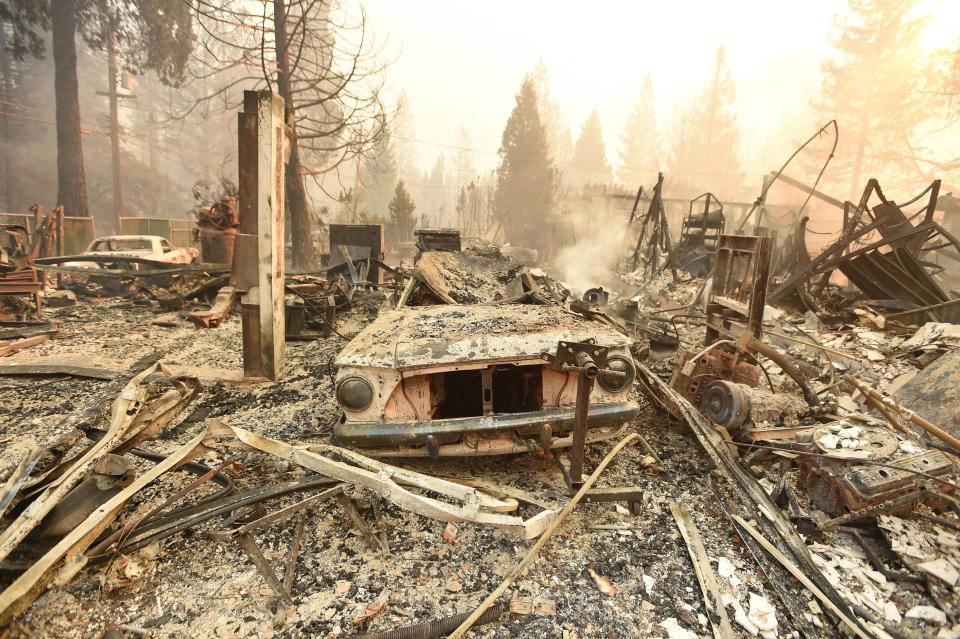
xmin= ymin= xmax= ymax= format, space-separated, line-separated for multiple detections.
xmin=336 ymin=304 xmax=631 ymax=370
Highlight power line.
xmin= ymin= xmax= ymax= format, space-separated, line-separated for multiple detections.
xmin=0 ymin=96 xmax=225 ymax=172
xmin=3 ymin=98 xmax=772 ymax=182
xmin=392 ymin=134 xmax=499 ymax=156
xmin=392 ymin=132 xmax=770 ymax=179
xmin=0 ymin=110 xmax=99 ymax=135
xmin=0 ymin=98 xmax=52 ymax=115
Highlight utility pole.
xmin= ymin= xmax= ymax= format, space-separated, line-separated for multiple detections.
xmin=108 ymin=27 xmax=123 ymax=233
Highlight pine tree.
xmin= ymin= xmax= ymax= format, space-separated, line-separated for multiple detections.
xmin=618 ymin=74 xmax=660 ymax=187
xmin=531 ymin=58 xmax=573 ymax=169
xmin=667 ymin=45 xmax=745 ymax=198
xmin=453 ymin=125 xmax=476 ymax=193
xmin=570 ymin=109 xmax=612 ymax=188
xmin=816 ymin=0 xmax=937 ymax=197
xmin=391 ymin=89 xmax=419 ymax=184
xmin=425 ymin=154 xmax=446 ymax=227
xmin=358 ymin=130 xmax=398 ymax=221
xmin=495 ymin=76 xmax=556 ymax=250
xmin=387 ymin=180 xmax=417 ymax=242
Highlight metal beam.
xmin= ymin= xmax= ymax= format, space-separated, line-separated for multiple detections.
xmin=774 ymin=172 xmax=845 ymax=210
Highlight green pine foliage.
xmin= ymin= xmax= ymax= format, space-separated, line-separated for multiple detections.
xmin=815 ymin=0 xmax=938 ymax=197
xmin=570 ymin=109 xmax=612 ymax=188
xmin=667 ymin=45 xmax=746 ymax=199
xmin=494 ymin=76 xmax=556 ymax=250
xmin=618 ymin=74 xmax=660 ymax=188
xmin=387 ymin=180 xmax=417 ymax=243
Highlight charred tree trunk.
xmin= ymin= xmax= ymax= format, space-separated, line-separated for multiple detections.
xmin=51 ymin=0 xmax=89 ymax=219
xmin=274 ymin=0 xmax=317 ymax=269
xmin=285 ymin=131 xmax=316 ymax=268
xmin=0 ymin=25 xmax=12 ymax=209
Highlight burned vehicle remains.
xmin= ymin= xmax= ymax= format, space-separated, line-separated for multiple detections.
xmin=332 ymin=250 xmax=640 ymax=457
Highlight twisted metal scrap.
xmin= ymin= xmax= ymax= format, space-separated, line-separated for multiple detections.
xmin=635 ymin=362 xmax=876 ymax=639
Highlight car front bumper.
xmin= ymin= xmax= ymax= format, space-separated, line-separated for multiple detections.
xmin=334 ymin=401 xmax=640 ymax=447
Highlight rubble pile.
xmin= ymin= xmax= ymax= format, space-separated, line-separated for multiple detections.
xmin=1 ymin=172 xmax=960 ymax=639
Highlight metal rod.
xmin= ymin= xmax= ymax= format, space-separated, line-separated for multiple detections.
xmin=847 ymin=375 xmax=960 ymax=456
xmin=235 ymin=532 xmax=294 ymax=606
xmin=569 ymin=370 xmax=593 ymax=485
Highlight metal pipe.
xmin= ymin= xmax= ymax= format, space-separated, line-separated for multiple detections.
xmin=569 ymin=369 xmax=593 ymax=484
xmin=746 ymin=337 xmax=821 ymax=410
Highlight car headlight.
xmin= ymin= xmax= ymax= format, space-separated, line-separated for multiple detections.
xmin=336 ymin=376 xmax=374 ymax=412
xmin=598 ymin=355 xmax=635 ymax=393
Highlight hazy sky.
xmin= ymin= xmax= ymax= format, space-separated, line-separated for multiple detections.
xmin=364 ymin=0 xmax=959 ymax=188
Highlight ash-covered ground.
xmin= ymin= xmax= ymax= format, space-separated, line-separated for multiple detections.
xmin=0 ymin=299 xmax=951 ymax=639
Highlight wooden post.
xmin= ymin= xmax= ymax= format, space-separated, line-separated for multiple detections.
xmin=233 ymin=90 xmax=288 ymax=380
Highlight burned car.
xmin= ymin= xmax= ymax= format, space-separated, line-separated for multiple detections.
xmin=333 ymin=303 xmax=640 ymax=457
xmin=71 ymin=235 xmax=199 ymax=267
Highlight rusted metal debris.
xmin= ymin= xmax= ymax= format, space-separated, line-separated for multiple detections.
xmin=637 ymin=364 xmax=876 ymax=639
xmin=630 ymin=172 xmax=677 ymax=282
xmin=792 ymin=417 xmax=955 ymax=516
xmin=706 ymin=234 xmax=773 ymax=341
xmin=672 ymin=193 xmax=726 ymax=277
xmin=196 ymin=195 xmax=239 ymax=265
xmin=0 ymin=206 xmax=59 ymax=314
xmin=542 ymin=339 xmax=632 ymax=485
xmin=666 ymin=234 xmax=817 ymax=432
xmin=769 ymin=179 xmax=960 ymax=307
xmin=414 ymin=227 xmax=462 ymax=253
xmin=650 ymin=223 xmax=960 ymax=531
xmin=0 ymin=320 xmax=59 ymax=357
xmin=668 ymin=344 xmax=762 ymax=422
